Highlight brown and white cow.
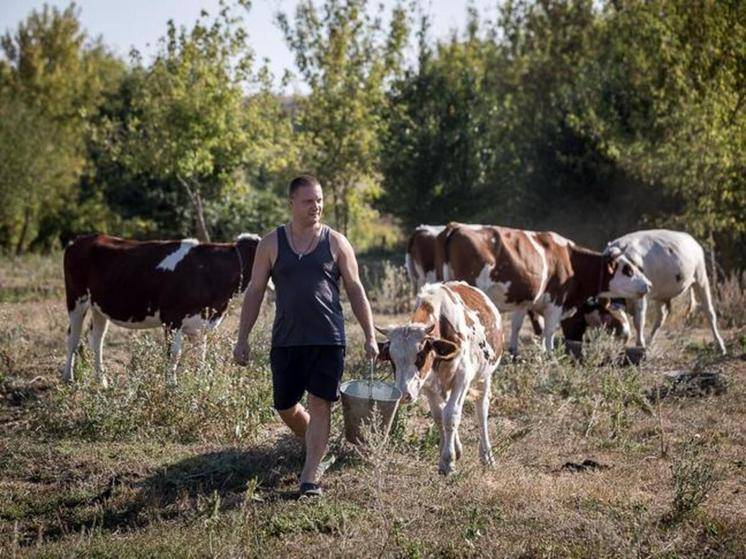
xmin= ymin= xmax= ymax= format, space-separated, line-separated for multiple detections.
xmin=63 ymin=233 xmax=259 ymax=386
xmin=376 ymin=282 xmax=503 ymax=475
xmin=436 ymin=223 xmax=650 ymax=354
xmin=405 ymin=225 xmax=445 ymax=293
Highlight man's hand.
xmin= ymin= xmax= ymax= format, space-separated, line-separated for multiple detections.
xmin=233 ymin=340 xmax=250 ymax=366
xmin=364 ymin=338 xmax=379 ymax=361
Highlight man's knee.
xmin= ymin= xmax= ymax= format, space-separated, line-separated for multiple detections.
xmin=307 ymin=393 xmax=332 ymax=414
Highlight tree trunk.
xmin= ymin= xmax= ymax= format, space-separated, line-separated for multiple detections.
xmin=177 ymin=174 xmax=210 ymax=243
xmin=15 ymin=207 xmax=31 ymax=255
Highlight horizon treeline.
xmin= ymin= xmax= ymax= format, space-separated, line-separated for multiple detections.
xmin=0 ymin=0 xmax=743 ymax=269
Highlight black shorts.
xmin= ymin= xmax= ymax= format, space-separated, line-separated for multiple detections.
xmin=270 ymin=345 xmax=345 ymax=410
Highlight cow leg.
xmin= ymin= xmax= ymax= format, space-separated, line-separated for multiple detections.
xmin=424 ymin=385 xmax=461 ymax=458
xmin=474 ymin=369 xmax=496 ymax=467
xmin=509 ymin=309 xmax=526 ymax=355
xmin=425 ymin=387 xmax=446 ymax=455
xmin=648 ymin=300 xmax=670 ymax=346
xmin=633 ymin=297 xmax=647 ymax=347
xmin=89 ymin=308 xmax=110 ymax=388
xmin=541 ymin=305 xmax=564 ymax=352
xmin=167 ymin=329 xmax=183 ymax=384
xmin=692 ymin=277 xmax=727 ymax=354
xmin=63 ymin=296 xmax=89 ymax=382
xmin=440 ymin=375 xmax=470 ymax=475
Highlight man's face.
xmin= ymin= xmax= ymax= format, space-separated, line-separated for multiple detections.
xmin=290 ymin=183 xmax=323 ymax=226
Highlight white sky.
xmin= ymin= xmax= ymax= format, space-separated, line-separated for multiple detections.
xmin=1 ymin=1 xmax=498 ymax=92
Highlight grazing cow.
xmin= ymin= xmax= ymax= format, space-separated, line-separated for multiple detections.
xmin=606 ymin=229 xmax=726 ymax=354
xmin=436 ymin=223 xmax=650 ymax=353
xmin=376 ymin=282 xmax=503 ymax=475
xmin=560 ymin=298 xmax=631 ymax=343
xmin=63 ymin=233 xmax=260 ymax=386
xmin=405 ymin=225 xmax=445 ymax=293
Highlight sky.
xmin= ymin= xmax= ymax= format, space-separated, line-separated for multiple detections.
xmin=0 ymin=1 xmax=497 ymax=92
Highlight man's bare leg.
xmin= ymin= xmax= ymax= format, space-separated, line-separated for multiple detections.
xmin=277 ymin=403 xmax=310 ymax=439
xmin=299 ymin=394 xmax=332 ymax=485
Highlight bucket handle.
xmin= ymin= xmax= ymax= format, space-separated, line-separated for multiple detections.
xmin=368 ymin=359 xmax=374 ymax=400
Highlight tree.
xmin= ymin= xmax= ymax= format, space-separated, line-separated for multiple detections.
xmin=108 ymin=2 xmax=277 ymax=242
xmin=277 ymin=0 xmax=409 ymax=243
xmin=0 ymin=3 xmax=124 ymax=251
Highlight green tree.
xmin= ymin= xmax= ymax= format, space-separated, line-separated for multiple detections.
xmin=105 ymin=2 xmax=296 ymax=241
xmin=277 ymin=0 xmax=409 ymax=245
xmin=0 ymin=3 xmax=124 ymax=251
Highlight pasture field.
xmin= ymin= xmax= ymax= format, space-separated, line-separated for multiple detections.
xmin=1 ymin=254 xmax=745 ymax=558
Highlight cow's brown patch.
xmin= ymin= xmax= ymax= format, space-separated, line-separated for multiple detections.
xmin=445 ymin=282 xmax=503 ymax=359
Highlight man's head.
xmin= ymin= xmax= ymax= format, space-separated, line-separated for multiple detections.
xmin=289 ymin=175 xmax=323 ymax=227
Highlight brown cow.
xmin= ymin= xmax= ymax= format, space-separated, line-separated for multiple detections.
xmin=405 ymin=225 xmax=445 ymax=293
xmin=63 ymin=233 xmax=259 ymax=386
xmin=436 ymin=223 xmax=649 ymax=353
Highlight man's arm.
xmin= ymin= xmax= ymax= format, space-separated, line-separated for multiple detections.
xmin=335 ymin=233 xmax=378 ymax=360
xmin=234 ymin=235 xmax=273 ymax=365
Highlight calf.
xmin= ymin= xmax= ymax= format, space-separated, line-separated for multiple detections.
xmin=63 ymin=233 xmax=260 ymax=386
xmin=405 ymin=225 xmax=445 ymax=293
xmin=436 ymin=223 xmax=650 ymax=353
xmin=606 ymin=229 xmax=726 ymax=354
xmin=377 ymin=282 xmax=503 ymax=475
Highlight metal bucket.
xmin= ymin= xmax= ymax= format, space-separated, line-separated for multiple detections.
xmin=340 ymin=378 xmax=401 ymax=445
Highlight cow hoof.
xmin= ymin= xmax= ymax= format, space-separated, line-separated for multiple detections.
xmin=438 ymin=461 xmax=455 ymax=476
xmin=99 ymin=376 xmax=109 ymax=389
xmin=480 ymin=452 xmax=496 ymax=468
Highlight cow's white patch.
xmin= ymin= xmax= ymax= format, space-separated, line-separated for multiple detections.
xmin=475 ymin=264 xmax=511 ymax=308
xmin=549 ymin=232 xmax=573 ymax=246
xmin=526 ymin=232 xmax=548 ymax=303
xmin=442 ymin=263 xmax=452 ymax=281
xmin=235 ymin=232 xmax=261 ymax=243
xmin=156 ymin=239 xmax=199 ymax=271
xmin=181 ymin=313 xmax=219 ymax=336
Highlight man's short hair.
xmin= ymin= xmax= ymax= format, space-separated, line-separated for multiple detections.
xmin=289 ymin=175 xmax=321 ymax=197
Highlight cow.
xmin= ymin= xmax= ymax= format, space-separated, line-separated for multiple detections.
xmin=435 ymin=223 xmax=650 ymax=354
xmin=606 ymin=229 xmax=726 ymax=354
xmin=376 ymin=281 xmax=503 ymax=475
xmin=560 ymin=298 xmax=631 ymax=343
xmin=62 ymin=233 xmax=260 ymax=386
xmin=405 ymin=225 xmax=445 ymax=293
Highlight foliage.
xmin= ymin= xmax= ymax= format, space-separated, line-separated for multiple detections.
xmin=0 ymin=3 xmax=124 ymax=251
xmin=277 ymin=0 xmax=409 ymax=246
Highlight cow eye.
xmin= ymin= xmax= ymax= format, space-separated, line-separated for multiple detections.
xmin=414 ymin=351 xmax=426 ymax=369
xmin=623 ymin=264 xmax=633 ymax=277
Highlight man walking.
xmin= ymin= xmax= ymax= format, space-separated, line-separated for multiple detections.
xmin=233 ymin=175 xmax=378 ymax=496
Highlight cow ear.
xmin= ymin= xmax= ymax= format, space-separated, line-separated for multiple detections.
xmin=431 ymin=339 xmax=460 ymax=360
xmin=375 ymin=325 xmax=390 ymax=338
xmin=377 ymin=341 xmax=391 ymax=362
xmin=606 ymin=261 xmax=616 ymax=276
xmin=604 ymin=245 xmax=622 ymax=262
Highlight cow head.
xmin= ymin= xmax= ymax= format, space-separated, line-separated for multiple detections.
xmin=582 ymin=298 xmax=631 ymax=343
xmin=235 ymin=233 xmax=261 ymax=292
xmin=375 ymin=321 xmax=460 ymax=403
xmin=600 ymin=246 xmax=651 ymax=299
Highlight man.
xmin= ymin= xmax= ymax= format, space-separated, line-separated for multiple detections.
xmin=233 ymin=174 xmax=378 ymax=497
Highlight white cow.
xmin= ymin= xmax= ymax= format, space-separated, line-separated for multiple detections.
xmin=377 ymin=282 xmax=503 ymax=475
xmin=606 ymin=229 xmax=726 ymax=354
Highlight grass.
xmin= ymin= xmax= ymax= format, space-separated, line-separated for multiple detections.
xmin=0 ymin=254 xmax=745 ymax=557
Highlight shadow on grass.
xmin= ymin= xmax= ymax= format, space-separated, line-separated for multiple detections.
xmin=11 ymin=435 xmax=306 ymax=548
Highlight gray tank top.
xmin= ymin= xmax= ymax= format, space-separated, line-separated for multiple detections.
xmin=270 ymin=225 xmax=346 ymax=347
